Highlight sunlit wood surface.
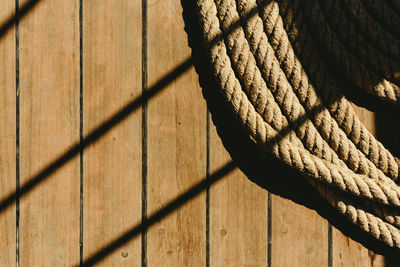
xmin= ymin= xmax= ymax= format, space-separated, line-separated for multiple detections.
xmin=0 ymin=0 xmax=396 ymax=266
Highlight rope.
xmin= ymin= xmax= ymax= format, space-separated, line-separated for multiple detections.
xmin=301 ymin=0 xmax=400 ymax=103
xmin=189 ymin=0 xmax=400 ymax=250
xmin=362 ymin=0 xmax=400 ymax=38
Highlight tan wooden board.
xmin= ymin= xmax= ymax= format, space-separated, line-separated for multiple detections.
xmin=271 ymin=195 xmax=328 ymax=266
xmin=332 ymin=228 xmax=385 ymax=267
xmin=209 ymin=119 xmax=269 ymax=266
xmin=82 ymin=0 xmax=143 ymax=265
xmin=146 ymin=0 xmax=207 ymax=266
xmin=19 ymin=0 xmax=80 ymax=265
xmin=0 ymin=1 xmax=397 ymax=265
xmin=0 ymin=0 xmax=16 ymax=265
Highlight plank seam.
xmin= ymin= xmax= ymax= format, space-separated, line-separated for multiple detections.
xmin=15 ymin=0 xmax=20 ymax=265
xmin=141 ymin=0 xmax=148 ymax=266
xmin=267 ymin=193 xmax=272 ymax=267
xmin=79 ymin=0 xmax=84 ymax=264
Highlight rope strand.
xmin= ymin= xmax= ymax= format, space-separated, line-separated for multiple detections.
xmin=192 ymin=0 xmax=400 ymax=250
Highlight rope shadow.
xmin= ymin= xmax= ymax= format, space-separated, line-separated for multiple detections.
xmin=78 ymin=0 xmax=400 ymax=264
xmin=287 ymin=0 xmax=400 ymax=113
xmin=77 ymin=1 xmax=399 ymax=264
xmin=0 ymin=0 xmax=396 ymax=264
xmin=76 ymin=8 xmax=338 ymax=261
xmin=77 ymin=90 xmax=334 ymax=266
xmin=182 ymin=0 xmax=400 ymax=258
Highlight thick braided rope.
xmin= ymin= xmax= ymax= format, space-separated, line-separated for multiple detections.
xmin=341 ymin=0 xmax=400 ymax=60
xmin=362 ymin=0 xmax=400 ymax=38
xmin=260 ymin=0 xmax=399 ymax=180
xmin=310 ymin=179 xmax=400 ymax=247
xmin=228 ymin=0 xmax=393 ymax=184
xmin=200 ymin=0 xmax=398 ymax=205
xmin=221 ymin=0 xmax=400 ymax=200
xmin=322 ymin=0 xmax=400 ymax=84
xmin=192 ymin=0 xmax=400 ymax=250
xmin=272 ymin=0 xmax=400 ymax=180
xmin=215 ymin=0 xmax=348 ymax=169
xmin=301 ymin=0 xmax=400 ymax=103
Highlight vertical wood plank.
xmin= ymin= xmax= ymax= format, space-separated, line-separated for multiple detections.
xmin=19 ymin=0 xmax=80 ymax=265
xmin=271 ymin=195 xmax=328 ymax=266
xmin=0 ymin=1 xmax=16 ymax=265
xmin=332 ymin=104 xmax=385 ymax=267
xmin=209 ymin=122 xmax=268 ymax=266
xmin=147 ymin=0 xmax=207 ymax=265
xmin=332 ymin=229 xmax=385 ymax=267
xmin=82 ymin=0 xmax=142 ymax=265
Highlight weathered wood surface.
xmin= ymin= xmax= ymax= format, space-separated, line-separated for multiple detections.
xmin=0 ymin=0 xmax=396 ymax=266
xmin=146 ymin=1 xmax=207 ymax=266
xmin=19 ymin=0 xmax=80 ymax=265
xmin=0 ymin=0 xmax=16 ymax=265
xmin=209 ymin=117 xmax=269 ymax=266
xmin=271 ymin=196 xmax=329 ymax=266
xmin=82 ymin=0 xmax=142 ymax=265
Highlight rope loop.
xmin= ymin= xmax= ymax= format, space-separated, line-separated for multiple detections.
xmin=191 ymin=0 xmax=400 ymax=250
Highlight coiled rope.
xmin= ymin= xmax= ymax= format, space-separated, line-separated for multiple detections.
xmin=190 ymin=0 xmax=400 ymax=249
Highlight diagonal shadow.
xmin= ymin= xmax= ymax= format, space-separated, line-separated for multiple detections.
xmin=0 ymin=3 xmax=262 ymax=214
xmin=78 ymin=99 xmax=331 ymax=266
xmin=77 ymin=97 xmax=336 ymax=266
xmin=2 ymin=1 xmax=343 ymax=264
xmin=0 ymin=0 xmax=41 ymax=39
xmin=3 ymin=0 xmax=394 ymax=263
xmin=7 ymin=2 xmax=329 ymax=265
xmin=186 ymin=0 xmax=400 ymax=258
xmin=79 ymin=161 xmax=236 ymax=267
xmin=0 ymin=57 xmax=193 ymax=214
xmin=74 ymin=5 xmax=336 ymax=259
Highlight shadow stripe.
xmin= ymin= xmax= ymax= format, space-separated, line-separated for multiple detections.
xmin=80 ymin=161 xmax=236 ymax=267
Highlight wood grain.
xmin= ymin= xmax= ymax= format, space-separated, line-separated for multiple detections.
xmin=19 ymin=0 xmax=80 ymax=265
xmin=146 ymin=0 xmax=207 ymax=265
xmin=82 ymin=0 xmax=142 ymax=265
xmin=271 ymin=195 xmax=328 ymax=266
xmin=331 ymin=103 xmax=385 ymax=267
xmin=209 ymin=120 xmax=268 ymax=266
xmin=0 ymin=1 xmax=16 ymax=265
xmin=332 ymin=229 xmax=385 ymax=267
xmin=0 ymin=1 xmax=397 ymax=265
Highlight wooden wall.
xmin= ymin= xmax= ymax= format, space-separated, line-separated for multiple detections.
xmin=0 ymin=0 xmax=396 ymax=266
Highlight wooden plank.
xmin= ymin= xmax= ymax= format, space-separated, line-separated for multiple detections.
xmin=271 ymin=195 xmax=328 ymax=266
xmin=0 ymin=1 xmax=16 ymax=265
xmin=82 ymin=0 xmax=142 ymax=265
xmin=332 ymin=229 xmax=385 ymax=267
xmin=19 ymin=0 xmax=80 ymax=265
xmin=332 ymin=103 xmax=384 ymax=266
xmin=209 ymin=121 xmax=268 ymax=266
xmin=146 ymin=0 xmax=207 ymax=265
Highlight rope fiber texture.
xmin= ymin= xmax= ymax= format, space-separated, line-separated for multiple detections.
xmin=188 ymin=0 xmax=400 ymax=250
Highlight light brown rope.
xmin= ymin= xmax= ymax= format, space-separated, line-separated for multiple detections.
xmin=191 ymin=0 xmax=400 ymax=250
xmin=341 ymin=0 xmax=400 ymax=60
xmin=301 ymin=0 xmax=400 ymax=103
xmin=275 ymin=0 xmax=399 ymax=180
xmin=322 ymin=0 xmax=400 ymax=84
